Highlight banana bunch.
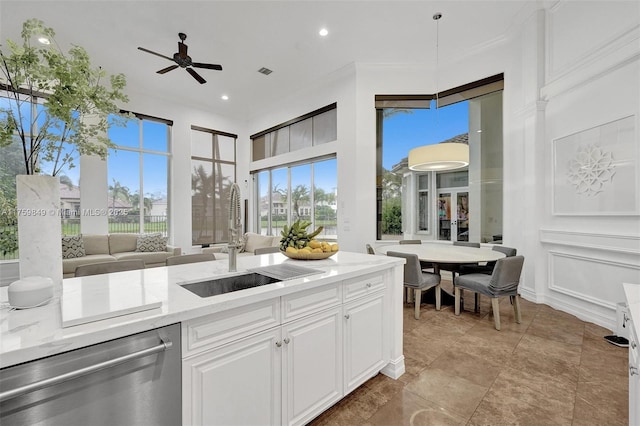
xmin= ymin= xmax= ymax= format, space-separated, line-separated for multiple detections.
xmin=280 ymin=220 xmax=324 ymax=251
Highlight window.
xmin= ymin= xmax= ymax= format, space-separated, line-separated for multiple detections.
xmin=376 ymin=75 xmax=503 ymax=243
xmin=255 ymin=158 xmax=337 ymax=240
xmin=251 ymin=104 xmax=337 ymax=161
xmin=191 ymin=126 xmax=237 ymax=246
xmin=0 ymin=94 xmax=82 ymax=258
xmin=108 ymin=113 xmax=172 ymax=237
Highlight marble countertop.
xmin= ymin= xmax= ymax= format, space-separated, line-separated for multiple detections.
xmin=0 ymin=251 xmax=402 ymax=368
xmin=624 ymin=283 xmax=640 ymax=335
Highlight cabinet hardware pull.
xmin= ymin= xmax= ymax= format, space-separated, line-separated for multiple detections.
xmin=284 ymin=338 xmax=290 ymax=344
xmin=630 ymin=365 xmax=639 ymax=376
xmin=632 ymin=340 xmax=638 ymax=349
xmin=366 ymin=283 xmax=372 ymax=288
xmin=276 ymin=341 xmax=282 ymax=347
xmin=623 ymin=313 xmax=629 ymax=326
xmin=344 ymin=314 xmax=350 ymax=319
xmin=0 ymin=337 xmax=172 ymax=403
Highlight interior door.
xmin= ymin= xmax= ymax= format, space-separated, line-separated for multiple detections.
xmin=437 ymin=190 xmax=469 ymax=242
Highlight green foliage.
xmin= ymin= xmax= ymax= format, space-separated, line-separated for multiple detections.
xmin=0 ymin=193 xmax=18 ymax=256
xmin=381 ymin=198 xmax=402 ymax=235
xmin=0 ymin=19 xmax=129 ymax=176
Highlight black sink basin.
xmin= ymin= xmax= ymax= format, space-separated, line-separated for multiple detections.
xmin=180 ymin=273 xmax=281 ymax=298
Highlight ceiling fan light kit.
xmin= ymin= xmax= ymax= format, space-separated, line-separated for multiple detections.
xmin=138 ymin=32 xmax=222 ymax=84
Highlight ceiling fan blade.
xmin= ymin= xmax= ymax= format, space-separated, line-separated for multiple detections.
xmin=137 ymin=47 xmax=173 ymax=61
xmin=186 ymin=67 xmax=206 ymax=84
xmin=192 ymin=62 xmax=223 ymax=71
xmin=178 ymin=42 xmax=188 ymax=59
xmin=157 ymin=64 xmax=179 ymax=74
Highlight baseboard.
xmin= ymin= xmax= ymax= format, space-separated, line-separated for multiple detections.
xmin=381 ymin=355 xmax=405 ymax=380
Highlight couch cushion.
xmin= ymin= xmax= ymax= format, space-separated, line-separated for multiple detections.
xmin=82 ymin=234 xmax=110 ymax=255
xmin=113 ymin=251 xmax=171 ymax=265
xmin=62 ymin=254 xmax=116 ymax=274
xmin=136 ymin=233 xmax=168 ymax=252
xmin=243 ymin=232 xmax=279 ymax=254
xmin=109 ymin=233 xmax=139 ymax=254
xmin=62 ymin=235 xmax=85 ymax=259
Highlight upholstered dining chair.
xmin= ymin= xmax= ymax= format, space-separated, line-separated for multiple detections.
xmin=458 ymin=245 xmax=518 ymax=311
xmin=459 ymin=245 xmax=517 ymax=275
xmin=365 ymin=244 xmax=376 ymax=255
xmin=166 ymin=253 xmax=216 ymax=266
xmin=74 ymin=259 xmax=145 ymax=277
xmin=396 ymin=239 xmax=434 ymax=270
xmin=387 ymin=251 xmax=441 ymax=319
xmin=440 ymin=241 xmax=481 ymax=280
xmin=454 ymin=255 xmax=525 ymax=330
xmin=254 ymin=246 xmax=281 ymax=255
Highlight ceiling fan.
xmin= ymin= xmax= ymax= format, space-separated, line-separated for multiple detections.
xmin=137 ymin=32 xmax=222 ymax=84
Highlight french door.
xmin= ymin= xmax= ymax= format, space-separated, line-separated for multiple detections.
xmin=437 ymin=190 xmax=469 ymax=242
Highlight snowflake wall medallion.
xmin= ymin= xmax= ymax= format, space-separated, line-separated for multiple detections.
xmin=566 ymin=144 xmax=616 ymax=196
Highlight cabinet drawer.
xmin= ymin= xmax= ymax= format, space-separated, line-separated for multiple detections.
xmin=282 ymin=282 xmax=341 ymax=323
xmin=343 ymin=273 xmax=385 ymax=301
xmin=183 ymin=298 xmax=280 ymax=357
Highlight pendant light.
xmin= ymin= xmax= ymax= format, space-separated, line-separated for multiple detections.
xmin=408 ymin=12 xmax=469 ymax=172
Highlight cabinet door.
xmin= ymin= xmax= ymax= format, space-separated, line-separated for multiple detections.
xmin=344 ymin=292 xmax=386 ymax=393
xmin=183 ymin=328 xmax=281 ymax=426
xmin=282 ymin=307 xmax=343 ymax=426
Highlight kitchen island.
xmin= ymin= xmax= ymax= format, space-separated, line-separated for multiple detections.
xmin=1 ymin=251 xmax=405 ymax=426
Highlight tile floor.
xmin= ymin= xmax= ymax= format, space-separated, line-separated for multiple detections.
xmin=309 ymin=284 xmax=629 ymax=425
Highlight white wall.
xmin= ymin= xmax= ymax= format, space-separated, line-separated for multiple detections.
xmin=242 ymin=1 xmax=640 ymax=331
xmin=506 ymin=1 xmax=640 ymax=330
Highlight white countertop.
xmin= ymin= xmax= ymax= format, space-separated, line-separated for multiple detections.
xmin=624 ymin=283 xmax=640 ymax=333
xmin=0 ymin=251 xmax=402 ymax=369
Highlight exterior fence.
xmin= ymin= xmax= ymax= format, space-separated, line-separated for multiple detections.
xmin=1 ymin=215 xmax=168 ymax=261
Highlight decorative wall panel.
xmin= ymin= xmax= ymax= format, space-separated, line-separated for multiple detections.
xmin=547 ymin=250 xmax=639 ymax=310
xmin=552 ymin=115 xmax=638 ymax=215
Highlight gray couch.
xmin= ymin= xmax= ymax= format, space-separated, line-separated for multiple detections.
xmin=63 ymin=234 xmax=181 ymax=278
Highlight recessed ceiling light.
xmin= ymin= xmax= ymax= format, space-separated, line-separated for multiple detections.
xmin=221 ymin=95 xmax=229 ymax=100
xmin=319 ymin=28 xmax=329 ymax=37
xmin=38 ymin=37 xmax=50 ymax=45
xmin=476 ymin=130 xmax=482 ymax=133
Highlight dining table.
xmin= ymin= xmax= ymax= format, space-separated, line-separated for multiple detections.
xmin=378 ymin=243 xmax=506 ymax=306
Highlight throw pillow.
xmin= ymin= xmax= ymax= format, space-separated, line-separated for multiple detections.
xmin=62 ymin=235 xmax=85 ymax=259
xmin=136 ymin=233 xmax=168 ymax=252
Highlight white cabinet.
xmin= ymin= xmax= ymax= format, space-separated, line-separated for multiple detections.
xmin=629 ymin=318 xmax=639 ymax=426
xmin=282 ymin=307 xmax=343 ymax=426
xmin=182 ymin=273 xmax=389 ymax=426
xmin=182 ymin=327 xmax=282 ymax=426
xmin=343 ymin=291 xmax=386 ymax=393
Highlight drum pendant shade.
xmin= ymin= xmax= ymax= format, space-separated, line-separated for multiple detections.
xmin=408 ymin=143 xmax=469 ymax=171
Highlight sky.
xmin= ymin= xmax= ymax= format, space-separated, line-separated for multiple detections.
xmin=382 ymin=100 xmax=469 ymax=170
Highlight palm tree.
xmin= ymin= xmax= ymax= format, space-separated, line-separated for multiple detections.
xmin=290 ymin=184 xmax=310 ymax=220
xmin=108 ymin=179 xmax=130 ymax=209
xmin=130 ymin=193 xmax=153 ymax=215
xmin=191 ymin=165 xmax=214 ymax=243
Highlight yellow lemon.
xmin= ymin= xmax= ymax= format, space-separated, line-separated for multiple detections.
xmin=312 ymin=248 xmax=323 ymax=253
xmin=286 ymin=247 xmax=298 ymax=254
xmin=309 ymin=240 xmax=322 ymax=249
xmin=331 ymin=243 xmax=339 ymax=252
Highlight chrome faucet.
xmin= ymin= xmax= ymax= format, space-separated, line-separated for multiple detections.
xmin=228 ymin=183 xmax=242 ymax=272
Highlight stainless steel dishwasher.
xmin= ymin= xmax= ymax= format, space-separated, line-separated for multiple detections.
xmin=0 ymin=323 xmax=181 ymax=426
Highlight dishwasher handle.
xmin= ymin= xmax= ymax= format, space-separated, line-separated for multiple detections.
xmin=0 ymin=337 xmax=172 ymax=403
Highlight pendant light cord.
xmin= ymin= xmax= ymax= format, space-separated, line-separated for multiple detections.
xmin=433 ymin=12 xmax=442 ymax=127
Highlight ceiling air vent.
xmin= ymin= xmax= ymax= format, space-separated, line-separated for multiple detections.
xmin=258 ymin=67 xmax=273 ymax=75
